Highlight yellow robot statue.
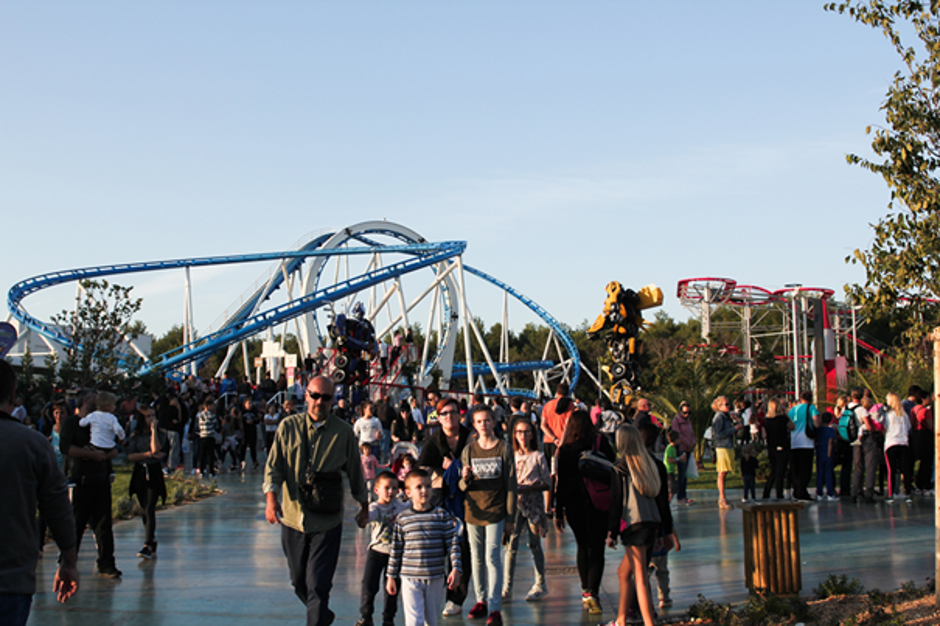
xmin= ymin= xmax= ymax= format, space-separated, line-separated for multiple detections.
xmin=587 ymin=282 xmax=662 ymax=410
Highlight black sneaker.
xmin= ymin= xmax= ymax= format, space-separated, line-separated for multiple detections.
xmin=98 ymin=566 xmax=123 ymax=578
xmin=137 ymin=545 xmax=154 ymax=559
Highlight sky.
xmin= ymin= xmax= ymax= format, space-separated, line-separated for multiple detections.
xmin=0 ymin=1 xmax=909 ymax=347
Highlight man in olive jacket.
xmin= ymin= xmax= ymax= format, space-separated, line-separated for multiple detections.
xmin=264 ymin=375 xmax=369 ymax=626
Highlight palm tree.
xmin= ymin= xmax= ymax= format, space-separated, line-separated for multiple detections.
xmin=650 ymin=348 xmax=747 ymax=462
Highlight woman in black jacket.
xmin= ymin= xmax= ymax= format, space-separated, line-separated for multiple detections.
xmin=554 ymin=410 xmax=615 ymax=616
xmin=761 ymin=397 xmax=794 ymax=500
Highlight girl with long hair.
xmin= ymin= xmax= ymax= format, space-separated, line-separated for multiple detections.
xmin=883 ymin=392 xmax=913 ymax=502
xmin=125 ymin=405 xmax=167 ymax=559
xmin=761 ymin=397 xmax=794 ymax=500
xmin=502 ymin=416 xmax=550 ymax=602
xmin=605 ymin=424 xmax=663 ymax=626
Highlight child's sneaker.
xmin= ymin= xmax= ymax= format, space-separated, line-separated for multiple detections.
xmin=442 ymin=601 xmax=462 ymax=617
xmin=525 ymin=584 xmax=547 ymax=601
xmin=467 ymin=602 xmax=488 ymax=620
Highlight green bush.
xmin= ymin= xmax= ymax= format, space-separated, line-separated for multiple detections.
xmin=740 ymin=593 xmax=810 ymax=625
xmin=814 ymin=573 xmax=865 ymax=599
xmin=688 ymin=594 xmax=739 ymax=625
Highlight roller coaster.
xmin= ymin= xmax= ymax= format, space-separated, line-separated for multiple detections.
xmin=6 ymin=221 xmax=581 ymax=398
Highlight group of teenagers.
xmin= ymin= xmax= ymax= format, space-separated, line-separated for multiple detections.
xmin=708 ymin=385 xmax=935 ymax=507
xmin=349 ymin=383 xmax=679 ymax=626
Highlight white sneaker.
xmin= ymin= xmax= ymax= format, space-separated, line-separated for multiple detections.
xmin=442 ymin=601 xmax=461 ymax=616
xmin=526 ymin=584 xmax=547 ymax=601
xmin=826 ymin=495 xmax=839 ymax=502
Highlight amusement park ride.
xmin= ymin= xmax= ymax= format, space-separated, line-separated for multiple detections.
xmin=5 ymin=221 xmax=586 ymax=401
xmin=3 ymin=220 xmax=878 ymax=404
xmin=676 ymin=277 xmax=878 ymax=396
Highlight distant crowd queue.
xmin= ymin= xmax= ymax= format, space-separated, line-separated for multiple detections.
xmin=8 ymin=365 xmax=935 ymax=626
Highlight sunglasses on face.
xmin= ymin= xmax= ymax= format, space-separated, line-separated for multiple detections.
xmin=307 ymin=392 xmax=333 ymax=402
xmin=439 ymin=409 xmax=458 ymax=417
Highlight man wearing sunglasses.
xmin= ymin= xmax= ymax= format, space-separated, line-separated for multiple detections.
xmin=264 ymin=375 xmax=370 ymax=626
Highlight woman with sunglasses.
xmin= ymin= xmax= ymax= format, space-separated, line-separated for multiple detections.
xmin=501 ymin=416 xmax=550 ymax=602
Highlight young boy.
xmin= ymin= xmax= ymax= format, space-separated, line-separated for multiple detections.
xmin=663 ymin=431 xmax=685 ymax=503
xmin=79 ymin=391 xmax=126 ymax=451
xmin=815 ymin=411 xmax=838 ymax=501
xmin=387 ymin=469 xmax=462 ymax=626
xmin=740 ymin=444 xmax=758 ymax=502
xmin=357 ymin=471 xmax=410 ymax=626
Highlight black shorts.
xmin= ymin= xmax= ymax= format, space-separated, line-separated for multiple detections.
xmin=620 ymin=526 xmax=658 ymax=547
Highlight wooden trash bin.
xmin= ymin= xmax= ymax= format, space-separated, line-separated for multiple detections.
xmin=739 ymin=502 xmax=804 ymax=595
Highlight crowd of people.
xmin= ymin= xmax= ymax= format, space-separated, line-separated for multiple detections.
xmin=4 ymin=354 xmax=936 ymax=626
xmin=697 ymin=386 xmax=936 ymax=509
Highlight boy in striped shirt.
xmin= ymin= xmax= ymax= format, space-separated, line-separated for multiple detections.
xmin=386 ymin=469 xmax=462 ymax=626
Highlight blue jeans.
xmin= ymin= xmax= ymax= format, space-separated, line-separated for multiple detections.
xmin=0 ymin=593 xmax=32 ymax=626
xmin=502 ymin=513 xmax=545 ymax=594
xmin=466 ymin=520 xmax=505 ymax=612
xmin=676 ymin=456 xmax=689 ymax=500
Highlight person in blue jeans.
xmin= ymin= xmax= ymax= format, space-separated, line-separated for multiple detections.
xmin=815 ymin=411 xmax=838 ymax=500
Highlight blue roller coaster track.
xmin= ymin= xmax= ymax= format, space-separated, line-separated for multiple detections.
xmin=7 ymin=226 xmax=581 ymax=391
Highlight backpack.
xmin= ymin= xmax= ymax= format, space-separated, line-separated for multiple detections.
xmin=838 ymin=406 xmax=859 ymax=442
xmin=578 ymin=436 xmax=615 ymax=511
xmin=869 ymin=405 xmax=887 ymax=434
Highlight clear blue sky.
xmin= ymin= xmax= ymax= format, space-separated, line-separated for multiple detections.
xmin=1 ymin=1 xmax=905 ymax=340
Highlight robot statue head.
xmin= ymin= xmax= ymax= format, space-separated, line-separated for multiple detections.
xmin=351 ymin=302 xmax=366 ymax=320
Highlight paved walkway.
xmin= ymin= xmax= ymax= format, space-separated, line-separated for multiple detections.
xmin=29 ymin=470 xmax=935 ymax=625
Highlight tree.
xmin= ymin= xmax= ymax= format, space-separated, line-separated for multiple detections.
xmin=650 ymin=345 xmax=747 ymax=460
xmin=827 ymin=1 xmax=940 ymax=343
xmin=50 ymin=279 xmax=143 ymax=389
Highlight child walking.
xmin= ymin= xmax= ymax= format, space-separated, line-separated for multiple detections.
xmin=502 ymin=417 xmax=550 ymax=602
xmin=740 ymin=444 xmax=758 ymax=502
xmin=663 ymin=431 xmax=684 ymax=503
xmin=387 ymin=469 xmax=462 ymax=626
xmin=357 ymin=471 xmax=410 ymax=626
xmin=361 ymin=443 xmax=380 ymax=499
xmin=815 ymin=411 xmax=838 ymax=500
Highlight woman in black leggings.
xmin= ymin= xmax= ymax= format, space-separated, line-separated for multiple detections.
xmin=554 ymin=410 xmax=615 ymax=616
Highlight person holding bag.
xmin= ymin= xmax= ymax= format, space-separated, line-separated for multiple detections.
xmin=264 ymin=376 xmax=370 ymax=626
xmin=604 ymin=424 xmax=666 ymax=626
xmin=554 ymin=411 xmax=615 ymax=617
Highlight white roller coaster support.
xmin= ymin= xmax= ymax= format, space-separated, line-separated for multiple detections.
xmin=420 ymin=283 xmax=440 ymax=387
xmin=184 ymin=266 xmax=196 ymax=376
xmin=463 ymin=301 xmax=510 ymax=398
xmin=581 ymin=361 xmax=605 ymax=396
xmin=219 ymin=258 xmax=285 ymax=377
xmin=369 ymin=283 xmax=400 ymax=332
xmin=375 ymin=263 xmax=457 ymax=342
xmin=457 ymin=256 xmax=474 ymax=394
xmin=395 ymin=276 xmax=409 ymax=335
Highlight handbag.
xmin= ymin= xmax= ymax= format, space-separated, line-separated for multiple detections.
xmin=300 ymin=422 xmax=345 ymax=514
xmin=620 ymin=470 xmax=661 ymax=531
xmin=579 ymin=436 xmax=615 ymax=511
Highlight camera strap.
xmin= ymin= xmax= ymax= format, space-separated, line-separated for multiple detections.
xmin=302 ymin=416 xmax=339 ymax=476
